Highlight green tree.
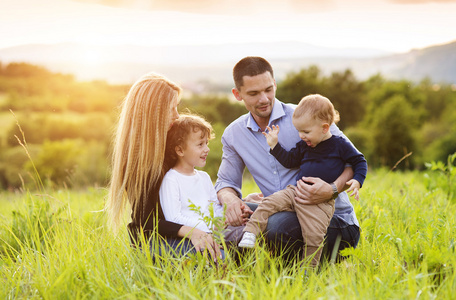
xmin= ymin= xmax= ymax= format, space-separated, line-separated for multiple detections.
xmin=180 ymin=95 xmax=245 ymax=127
xmin=325 ymin=69 xmax=364 ymax=129
xmin=370 ymin=95 xmax=418 ymax=168
xmin=27 ymin=139 xmax=82 ymax=187
xmin=276 ymin=65 xmax=326 ymax=104
xmin=363 ymin=78 xmax=426 ymax=126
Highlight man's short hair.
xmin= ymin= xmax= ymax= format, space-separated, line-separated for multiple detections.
xmin=233 ymin=56 xmax=274 ymax=90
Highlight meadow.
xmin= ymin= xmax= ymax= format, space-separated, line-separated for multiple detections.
xmin=1 ymin=167 xmax=455 ymax=299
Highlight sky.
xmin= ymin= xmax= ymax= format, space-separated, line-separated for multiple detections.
xmin=1 ymin=0 xmax=456 ymax=53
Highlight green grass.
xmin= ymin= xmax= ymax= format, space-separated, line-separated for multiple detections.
xmin=1 ymin=169 xmax=455 ymax=299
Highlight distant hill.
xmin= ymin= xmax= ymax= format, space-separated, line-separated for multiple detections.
xmin=0 ymin=40 xmax=455 ymax=87
xmin=389 ymin=41 xmax=456 ymax=83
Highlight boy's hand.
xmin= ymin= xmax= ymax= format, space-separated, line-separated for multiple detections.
xmin=346 ymin=179 xmax=361 ymax=201
xmin=262 ymin=125 xmax=280 ymax=149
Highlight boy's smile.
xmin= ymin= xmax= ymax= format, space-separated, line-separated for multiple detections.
xmin=174 ymin=129 xmax=210 ymax=175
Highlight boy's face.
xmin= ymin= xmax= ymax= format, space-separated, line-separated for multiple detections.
xmin=293 ymin=116 xmax=329 ymax=148
xmin=178 ymin=129 xmax=210 ymax=169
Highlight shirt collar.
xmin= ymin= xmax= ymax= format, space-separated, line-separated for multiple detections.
xmin=246 ymin=98 xmax=285 ymax=131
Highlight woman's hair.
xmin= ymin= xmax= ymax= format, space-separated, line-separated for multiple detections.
xmin=107 ymin=72 xmax=182 ymax=231
xmin=233 ymin=56 xmax=274 ymax=90
xmin=293 ymin=94 xmax=340 ymax=125
xmin=164 ymin=114 xmax=214 ymax=169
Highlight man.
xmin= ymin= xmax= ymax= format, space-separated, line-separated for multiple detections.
xmin=215 ymin=56 xmax=360 ymax=261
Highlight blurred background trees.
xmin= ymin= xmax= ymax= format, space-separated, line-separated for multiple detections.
xmin=0 ymin=62 xmax=455 ymax=189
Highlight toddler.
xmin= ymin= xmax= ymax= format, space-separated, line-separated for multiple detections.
xmin=238 ymin=94 xmax=368 ymax=268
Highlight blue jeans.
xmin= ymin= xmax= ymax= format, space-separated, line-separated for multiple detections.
xmin=246 ymin=202 xmax=360 ymax=262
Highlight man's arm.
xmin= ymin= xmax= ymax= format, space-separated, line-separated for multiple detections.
xmin=217 ymin=187 xmax=252 ymax=226
xmin=294 ymin=167 xmax=354 ymax=205
xmin=215 ymin=132 xmax=253 ymax=226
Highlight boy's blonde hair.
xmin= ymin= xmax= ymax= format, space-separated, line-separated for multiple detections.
xmin=293 ymin=94 xmax=340 ymax=125
xmin=107 ymin=72 xmax=182 ymax=231
xmin=164 ymin=114 xmax=214 ymax=169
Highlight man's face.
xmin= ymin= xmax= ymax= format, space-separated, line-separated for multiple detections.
xmin=232 ymin=71 xmax=276 ymax=122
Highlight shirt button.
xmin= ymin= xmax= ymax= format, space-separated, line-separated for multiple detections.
xmin=273 ymin=171 xmax=277 ymax=174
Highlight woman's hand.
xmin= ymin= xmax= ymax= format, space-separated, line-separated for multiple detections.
xmin=189 ymin=229 xmax=222 ymax=262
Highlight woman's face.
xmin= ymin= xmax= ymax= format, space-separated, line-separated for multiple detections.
xmin=168 ymin=98 xmax=180 ymax=130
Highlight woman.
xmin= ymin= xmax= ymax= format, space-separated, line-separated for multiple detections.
xmin=106 ymin=72 xmax=222 ymax=261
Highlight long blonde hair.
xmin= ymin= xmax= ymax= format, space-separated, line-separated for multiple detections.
xmin=107 ymin=73 xmax=182 ymax=231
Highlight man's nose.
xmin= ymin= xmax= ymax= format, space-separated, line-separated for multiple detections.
xmin=259 ymin=92 xmax=269 ymax=102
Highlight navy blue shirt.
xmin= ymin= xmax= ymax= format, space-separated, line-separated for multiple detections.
xmin=271 ymin=135 xmax=367 ymax=187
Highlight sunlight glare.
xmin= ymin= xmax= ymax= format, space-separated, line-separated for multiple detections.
xmin=81 ymin=48 xmax=103 ymax=65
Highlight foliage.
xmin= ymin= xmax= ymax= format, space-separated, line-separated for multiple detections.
xmin=276 ymin=66 xmax=456 ymax=169
xmin=179 ymin=94 xmax=246 ymax=126
xmin=26 ymin=139 xmax=83 ymax=187
xmin=188 ymin=199 xmax=226 ymax=244
xmin=1 ymin=171 xmax=456 ymax=298
xmin=0 ymin=192 xmax=67 ymax=258
xmin=2 ymin=61 xmax=456 ymax=188
xmin=369 ymin=94 xmax=418 ymax=168
xmin=276 ymin=65 xmax=327 ymax=104
xmin=425 ymin=152 xmax=456 ymax=201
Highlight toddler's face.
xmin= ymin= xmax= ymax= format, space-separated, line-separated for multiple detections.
xmin=293 ymin=117 xmax=327 ymax=148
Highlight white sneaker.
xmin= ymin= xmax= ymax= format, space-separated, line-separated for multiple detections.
xmin=238 ymin=232 xmax=256 ymax=248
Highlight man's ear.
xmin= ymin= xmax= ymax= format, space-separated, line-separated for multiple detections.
xmin=232 ymin=88 xmax=242 ymax=102
xmin=175 ymin=145 xmax=184 ymax=157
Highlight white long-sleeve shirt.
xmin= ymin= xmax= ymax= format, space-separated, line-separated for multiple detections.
xmin=159 ymin=168 xmax=223 ymax=233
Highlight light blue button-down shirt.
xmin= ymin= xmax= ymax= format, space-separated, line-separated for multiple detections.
xmin=215 ymin=98 xmax=359 ymax=228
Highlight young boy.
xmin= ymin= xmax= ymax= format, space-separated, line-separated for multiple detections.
xmin=159 ymin=114 xmax=223 ymax=234
xmin=238 ymin=94 xmax=368 ymax=268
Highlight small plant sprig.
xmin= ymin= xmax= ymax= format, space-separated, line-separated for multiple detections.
xmin=425 ymin=152 xmax=456 ymax=200
xmin=188 ymin=200 xmax=226 ymax=245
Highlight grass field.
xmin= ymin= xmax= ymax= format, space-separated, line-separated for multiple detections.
xmin=1 ymin=168 xmax=455 ymax=299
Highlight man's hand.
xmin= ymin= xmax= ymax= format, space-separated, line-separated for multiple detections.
xmin=294 ymin=177 xmax=333 ymax=205
xmin=218 ymin=188 xmax=252 ymax=226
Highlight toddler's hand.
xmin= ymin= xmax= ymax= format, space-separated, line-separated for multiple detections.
xmin=262 ymin=125 xmax=280 ymax=149
xmin=346 ymin=179 xmax=361 ymax=201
